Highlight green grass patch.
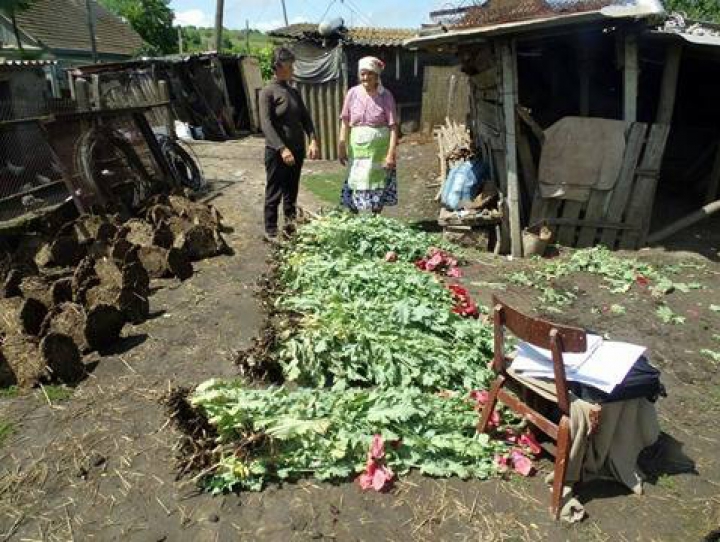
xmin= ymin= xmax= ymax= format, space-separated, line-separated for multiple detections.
xmin=303 ymin=171 xmax=345 ymax=205
xmin=39 ymin=385 xmax=74 ymax=403
xmin=0 ymin=386 xmax=20 ymax=399
xmin=0 ymin=420 xmax=13 ymax=446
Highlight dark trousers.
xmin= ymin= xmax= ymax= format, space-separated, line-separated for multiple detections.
xmin=264 ymin=147 xmax=304 ymax=235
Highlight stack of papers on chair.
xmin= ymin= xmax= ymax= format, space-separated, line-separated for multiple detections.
xmin=511 ymin=335 xmax=647 ymax=394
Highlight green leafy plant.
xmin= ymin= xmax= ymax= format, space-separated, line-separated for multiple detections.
xmin=192 ymin=382 xmax=510 ymax=493
xmin=509 ymin=246 xmax=700 ymax=310
xmin=656 ymin=305 xmax=686 ymax=325
xmin=188 ymin=215 xmax=520 ymax=494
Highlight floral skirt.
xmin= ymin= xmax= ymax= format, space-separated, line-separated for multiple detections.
xmin=340 ymin=169 xmax=398 ymax=212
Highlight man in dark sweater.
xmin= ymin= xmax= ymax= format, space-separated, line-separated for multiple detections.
xmin=260 ymin=47 xmax=319 ymax=242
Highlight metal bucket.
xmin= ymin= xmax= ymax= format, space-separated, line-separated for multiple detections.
xmin=522 ymin=226 xmax=552 ymax=257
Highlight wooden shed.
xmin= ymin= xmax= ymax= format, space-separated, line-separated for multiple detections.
xmin=269 ymin=23 xmax=457 ymax=160
xmin=70 ymin=53 xmax=264 ymax=141
xmin=407 ymin=1 xmax=720 ymax=255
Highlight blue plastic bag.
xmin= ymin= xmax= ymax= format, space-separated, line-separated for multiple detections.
xmin=441 ymin=159 xmax=488 ymax=211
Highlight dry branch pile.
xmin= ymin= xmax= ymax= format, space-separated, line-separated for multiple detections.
xmin=0 ymin=193 xmax=229 ymax=389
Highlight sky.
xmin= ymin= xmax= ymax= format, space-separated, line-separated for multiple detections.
xmin=171 ymin=0 xmax=451 ymax=31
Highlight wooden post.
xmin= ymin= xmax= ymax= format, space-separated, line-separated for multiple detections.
xmin=67 ymin=72 xmax=77 ymax=100
xmin=578 ymin=41 xmax=591 ymax=117
xmin=655 ymin=42 xmax=683 ymax=125
xmin=705 ymin=142 xmax=720 ymax=204
xmin=214 ymin=0 xmax=225 ymax=53
xmin=91 ymin=74 xmax=103 ymax=111
xmin=501 ymin=40 xmax=523 ymax=257
xmin=74 ymin=78 xmax=90 ymax=111
xmin=158 ymin=80 xmax=175 ymax=138
xmin=623 ymin=32 xmax=638 ymax=122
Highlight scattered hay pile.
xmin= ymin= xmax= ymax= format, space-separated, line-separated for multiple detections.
xmin=0 ymin=193 xmax=229 ymax=389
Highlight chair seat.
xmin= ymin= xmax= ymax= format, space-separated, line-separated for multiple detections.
xmin=507 ymin=366 xmax=560 ymax=403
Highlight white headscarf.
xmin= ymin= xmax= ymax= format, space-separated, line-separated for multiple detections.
xmin=358 ymin=56 xmax=385 ymax=75
xmin=358 ymin=56 xmax=385 ymax=93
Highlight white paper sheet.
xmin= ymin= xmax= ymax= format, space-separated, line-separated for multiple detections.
xmin=511 ymin=340 xmax=647 ymax=394
xmin=512 ymin=333 xmax=604 ymax=371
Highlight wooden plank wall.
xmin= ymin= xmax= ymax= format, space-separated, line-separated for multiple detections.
xmin=467 ymin=43 xmax=510 ymax=252
xmin=529 ymin=122 xmax=670 ymax=250
xmin=297 ymin=77 xmax=346 ymax=161
xmin=239 ymin=57 xmax=264 ymax=133
xmin=421 ymin=65 xmax=471 ymax=133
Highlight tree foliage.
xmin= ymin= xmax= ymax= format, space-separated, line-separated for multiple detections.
xmin=664 ymin=0 xmax=720 ymax=22
xmin=99 ymin=0 xmax=177 ymax=55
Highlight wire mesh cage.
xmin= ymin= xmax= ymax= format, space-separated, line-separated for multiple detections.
xmin=0 ymin=121 xmax=72 ymax=223
xmin=0 ymin=104 xmax=177 ymax=226
xmin=456 ymin=0 xmax=628 ymax=28
xmin=44 ymin=107 xmax=174 ymax=214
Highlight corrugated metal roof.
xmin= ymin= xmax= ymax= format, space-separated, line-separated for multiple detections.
xmin=13 ymin=0 xmax=144 ymax=57
xmin=405 ymin=1 xmax=664 ymax=47
xmin=0 ymin=59 xmax=57 ymax=67
xmin=269 ymin=23 xmax=416 ymax=47
xmin=653 ymin=14 xmax=720 ymax=48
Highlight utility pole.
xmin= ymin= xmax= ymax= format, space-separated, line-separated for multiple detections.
xmin=215 ymin=0 xmax=225 ymax=53
xmin=280 ymin=0 xmax=289 ymax=26
xmin=85 ymin=0 xmax=98 ymax=63
xmin=246 ymin=19 xmax=250 ymax=53
xmin=178 ymin=25 xmax=184 ymax=55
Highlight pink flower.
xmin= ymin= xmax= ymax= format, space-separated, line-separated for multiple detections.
xmin=510 ymin=450 xmax=535 ymax=477
xmin=518 ymin=433 xmax=542 ymax=456
xmin=384 ymin=251 xmax=398 ymax=263
xmin=370 ymin=434 xmax=385 ymax=460
xmin=469 ymin=390 xmax=489 ymax=406
xmin=446 ymin=267 xmax=463 ymax=278
xmin=427 ymin=253 xmax=444 ymax=267
xmin=495 ymin=454 xmax=509 ymax=471
xmin=357 ymin=434 xmax=394 ymax=492
xmin=357 ymin=460 xmax=394 ymax=491
xmin=448 ymin=284 xmax=469 ymax=298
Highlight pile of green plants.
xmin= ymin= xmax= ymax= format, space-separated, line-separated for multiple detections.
xmin=181 ymin=214 xmax=522 ymax=494
xmin=192 ymin=382 xmax=511 ymax=493
xmin=509 ymin=246 xmax=702 ymax=311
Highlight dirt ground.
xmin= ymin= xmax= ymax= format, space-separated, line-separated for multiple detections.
xmin=1 ymin=134 xmax=719 ymax=541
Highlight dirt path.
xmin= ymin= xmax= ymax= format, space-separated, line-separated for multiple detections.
xmin=1 ymin=136 xmax=719 ymax=541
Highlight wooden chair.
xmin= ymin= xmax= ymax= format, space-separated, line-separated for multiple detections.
xmin=478 ymin=295 xmax=590 ymax=519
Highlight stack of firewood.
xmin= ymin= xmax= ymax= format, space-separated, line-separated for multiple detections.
xmin=0 ymin=194 xmax=229 ymax=389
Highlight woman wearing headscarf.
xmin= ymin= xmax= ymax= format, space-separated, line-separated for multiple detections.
xmin=338 ymin=56 xmax=399 ymax=213
xmin=260 ymin=47 xmax=320 ymax=242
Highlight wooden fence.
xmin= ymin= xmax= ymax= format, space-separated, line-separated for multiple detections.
xmin=421 ymin=66 xmax=471 ymax=133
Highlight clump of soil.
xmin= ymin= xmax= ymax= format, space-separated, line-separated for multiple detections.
xmin=0 ymin=193 xmax=229 ymax=390
xmin=164 ymin=387 xmax=219 ymax=479
xmin=234 ymin=260 xmax=287 ymax=383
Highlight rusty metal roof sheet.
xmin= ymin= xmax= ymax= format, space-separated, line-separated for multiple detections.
xmin=269 ymin=23 xmax=416 ymax=47
xmin=406 ymin=0 xmax=664 ymax=47
xmin=13 ymin=0 xmax=144 ymax=57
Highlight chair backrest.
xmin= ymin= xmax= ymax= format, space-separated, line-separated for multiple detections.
xmin=491 ymin=295 xmax=587 ymax=415
xmin=492 ymin=295 xmax=586 ymax=352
